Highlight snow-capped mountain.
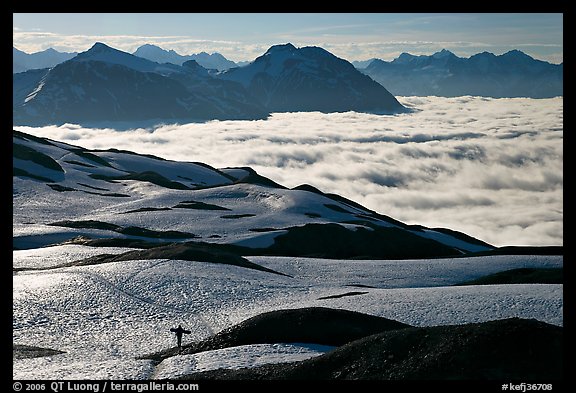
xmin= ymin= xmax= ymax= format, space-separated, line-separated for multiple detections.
xmin=13 ymin=129 xmax=493 ymax=257
xmin=218 ymin=43 xmax=406 ymax=114
xmin=359 ymin=49 xmax=563 ymax=98
xmin=133 ymin=44 xmax=237 ymax=71
xmin=13 ymin=47 xmax=77 ymax=74
xmin=13 ymin=43 xmax=268 ymax=126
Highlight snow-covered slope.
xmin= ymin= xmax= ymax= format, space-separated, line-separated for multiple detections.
xmin=218 ymin=43 xmax=406 ymax=114
xmin=13 ymin=252 xmax=562 ymax=379
xmin=13 ymin=130 xmax=493 ymax=256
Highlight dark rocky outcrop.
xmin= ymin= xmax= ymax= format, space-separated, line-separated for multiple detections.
xmin=176 ymin=317 xmax=562 ymax=380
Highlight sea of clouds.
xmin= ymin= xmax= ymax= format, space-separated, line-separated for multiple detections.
xmin=15 ymin=96 xmax=563 ymax=247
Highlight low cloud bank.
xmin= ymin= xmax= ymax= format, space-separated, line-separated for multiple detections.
xmin=16 ymin=96 xmax=563 ymax=247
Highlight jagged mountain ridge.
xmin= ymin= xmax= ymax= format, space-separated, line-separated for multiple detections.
xmin=13 ymin=129 xmax=493 ymax=258
xmin=13 ymin=47 xmax=78 ymax=73
xmin=358 ymin=49 xmax=563 ymax=98
xmin=133 ymin=44 xmax=237 ymax=71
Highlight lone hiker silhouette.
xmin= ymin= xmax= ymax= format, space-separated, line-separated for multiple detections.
xmin=170 ymin=324 xmax=191 ymax=351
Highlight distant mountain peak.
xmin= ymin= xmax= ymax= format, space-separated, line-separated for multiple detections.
xmin=475 ymin=51 xmax=497 ymax=58
xmin=504 ymin=49 xmax=527 ymax=56
xmin=394 ymin=52 xmax=417 ymax=64
xmin=501 ymin=49 xmax=533 ymax=61
xmin=265 ymin=43 xmax=297 ymax=54
xmin=138 ymin=43 xmax=161 ymax=49
xmin=134 ymin=44 xmax=178 ymax=55
xmin=77 ymin=42 xmax=131 ymax=60
xmin=432 ymin=49 xmax=456 ymax=59
xmin=88 ymin=42 xmax=114 ymax=52
xmin=182 ymin=59 xmax=203 ymax=70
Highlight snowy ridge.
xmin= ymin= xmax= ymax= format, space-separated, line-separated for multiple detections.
xmin=13 ymin=130 xmax=492 ymax=254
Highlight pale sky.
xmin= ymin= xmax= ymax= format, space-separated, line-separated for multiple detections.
xmin=13 ymin=13 xmax=564 ymax=63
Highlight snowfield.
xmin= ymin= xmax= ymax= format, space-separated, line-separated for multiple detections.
xmin=153 ymin=343 xmax=335 ymax=379
xmin=13 ymin=250 xmax=562 ymax=379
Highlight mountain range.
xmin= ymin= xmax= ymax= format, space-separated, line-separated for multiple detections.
xmin=14 ymin=45 xmax=563 ymax=100
xmin=13 ymin=47 xmax=77 ymax=73
xmin=13 ymin=45 xmax=237 ymax=73
xmin=358 ymin=49 xmax=563 ymax=98
xmin=132 ymin=44 xmax=238 ymax=71
xmin=13 ymin=42 xmax=405 ymax=126
xmin=12 ymin=43 xmax=269 ymax=125
xmin=13 ymin=43 xmax=563 ymax=127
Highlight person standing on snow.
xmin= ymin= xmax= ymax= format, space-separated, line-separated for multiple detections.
xmin=170 ymin=324 xmax=191 ymax=351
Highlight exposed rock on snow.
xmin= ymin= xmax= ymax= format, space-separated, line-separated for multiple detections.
xmin=177 ymin=317 xmax=562 ymax=380
xmin=145 ymin=307 xmax=411 ymax=360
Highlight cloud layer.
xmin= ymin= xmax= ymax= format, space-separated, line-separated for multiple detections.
xmin=15 ymin=96 xmax=563 ymax=247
